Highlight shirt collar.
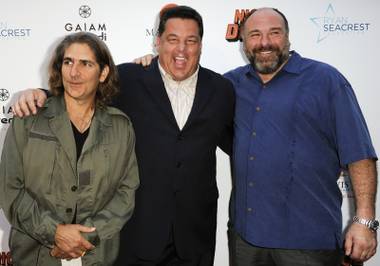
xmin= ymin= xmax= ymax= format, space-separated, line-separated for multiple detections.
xmin=282 ymin=51 xmax=302 ymax=75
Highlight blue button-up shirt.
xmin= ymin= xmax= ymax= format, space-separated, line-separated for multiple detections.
xmin=224 ymin=51 xmax=377 ymax=249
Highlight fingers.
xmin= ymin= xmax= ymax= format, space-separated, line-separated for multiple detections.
xmin=76 ymin=224 xmax=96 ymax=233
xmin=349 ymin=237 xmax=376 ymax=261
xmin=34 ymin=89 xmax=47 ymax=107
xmin=132 ymin=57 xmax=142 ymax=64
xmin=67 ymin=249 xmax=85 ymax=259
xmin=143 ymin=54 xmax=153 ymax=66
xmin=51 ymin=246 xmax=86 ymax=259
xmin=50 ymin=246 xmax=75 ymax=260
xmin=141 ymin=56 xmax=148 ymax=67
xmin=12 ymin=100 xmax=25 ymax=117
xmin=132 ymin=54 xmax=154 ymax=67
xmin=75 ymin=224 xmax=96 ymax=250
xmin=344 ymin=223 xmax=377 ymax=262
xmin=12 ymin=88 xmax=44 ymax=117
xmin=61 ymin=244 xmax=89 ymax=258
xmin=81 ymin=239 xmax=95 ymax=251
xmin=74 ymin=226 xmax=95 ymax=250
xmin=55 ymin=224 xmax=96 ymax=255
xmin=344 ymin=234 xmax=353 ymax=256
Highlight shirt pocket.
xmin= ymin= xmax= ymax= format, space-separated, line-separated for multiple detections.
xmin=23 ymin=132 xmax=58 ymax=196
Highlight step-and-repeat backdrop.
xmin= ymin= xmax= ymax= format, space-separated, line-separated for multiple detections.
xmin=0 ymin=0 xmax=379 ymax=265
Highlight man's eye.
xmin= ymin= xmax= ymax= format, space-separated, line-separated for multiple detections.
xmin=187 ymin=39 xmax=197 ymax=44
xmin=63 ymin=60 xmax=72 ymax=65
xmin=82 ymin=61 xmax=94 ymax=67
xmin=271 ymin=31 xmax=280 ymax=35
xmin=249 ymin=33 xmax=260 ymax=38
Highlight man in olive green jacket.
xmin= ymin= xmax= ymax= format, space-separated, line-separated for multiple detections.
xmin=0 ymin=96 xmax=139 ymax=265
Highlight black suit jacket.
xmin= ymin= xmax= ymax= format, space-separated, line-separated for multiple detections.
xmin=114 ymin=58 xmax=235 ymax=262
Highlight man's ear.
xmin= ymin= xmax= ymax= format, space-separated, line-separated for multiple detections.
xmin=99 ymin=65 xmax=109 ymax=83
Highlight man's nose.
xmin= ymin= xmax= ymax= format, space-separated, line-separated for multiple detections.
xmin=177 ymin=41 xmax=186 ymax=52
xmin=260 ymin=34 xmax=271 ymax=47
xmin=70 ymin=63 xmax=80 ymax=78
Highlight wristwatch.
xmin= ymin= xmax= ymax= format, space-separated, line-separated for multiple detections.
xmin=352 ymin=216 xmax=379 ymax=232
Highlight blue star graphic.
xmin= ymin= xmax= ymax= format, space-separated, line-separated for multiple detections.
xmin=310 ymin=4 xmax=335 ymax=43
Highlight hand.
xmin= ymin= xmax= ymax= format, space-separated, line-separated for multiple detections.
xmin=55 ymin=224 xmax=96 ymax=258
xmin=12 ymin=88 xmax=47 ymax=117
xmin=50 ymin=245 xmax=75 ymax=260
xmin=132 ymin=54 xmax=154 ymax=67
xmin=344 ymin=222 xmax=377 ymax=262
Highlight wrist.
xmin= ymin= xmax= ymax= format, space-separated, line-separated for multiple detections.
xmin=352 ymin=216 xmax=379 ymax=232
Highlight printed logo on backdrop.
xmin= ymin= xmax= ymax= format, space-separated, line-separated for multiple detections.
xmin=310 ymin=4 xmax=370 ymax=43
xmin=0 ymin=88 xmax=13 ymax=125
xmin=64 ymin=5 xmax=107 ymax=41
xmin=0 ymin=251 xmax=12 ymax=266
xmin=146 ymin=28 xmax=157 ymax=38
xmin=0 ymin=22 xmax=32 ymax=39
xmin=79 ymin=5 xmax=91 ymax=18
xmin=225 ymin=9 xmax=254 ymax=42
xmin=337 ymin=170 xmax=354 ymax=198
xmin=0 ymin=89 xmax=10 ymax=102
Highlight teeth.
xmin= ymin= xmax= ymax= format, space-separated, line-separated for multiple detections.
xmin=175 ymin=56 xmax=186 ymax=61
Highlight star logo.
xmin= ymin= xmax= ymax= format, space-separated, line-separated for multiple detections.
xmin=310 ymin=4 xmax=336 ymax=43
xmin=310 ymin=4 xmax=370 ymax=43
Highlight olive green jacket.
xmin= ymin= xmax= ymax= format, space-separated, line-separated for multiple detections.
xmin=0 ymin=96 xmax=139 ymax=265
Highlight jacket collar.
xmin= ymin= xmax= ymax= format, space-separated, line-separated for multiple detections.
xmin=42 ymin=95 xmax=113 ymax=128
xmin=40 ymin=95 xmax=114 ymax=171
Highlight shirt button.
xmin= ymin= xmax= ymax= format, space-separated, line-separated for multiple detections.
xmin=247 ymin=207 xmax=252 ymax=212
xmin=256 ymin=106 xmax=261 ymax=112
xmin=248 ymin=182 xmax=254 ymax=187
xmin=249 ymin=156 xmax=255 ymax=160
xmin=252 ymin=131 xmax=256 ymax=137
xmin=176 ymin=162 xmax=182 ymax=168
xmin=71 ymin=185 xmax=77 ymax=192
xmin=66 ymin=208 xmax=73 ymax=213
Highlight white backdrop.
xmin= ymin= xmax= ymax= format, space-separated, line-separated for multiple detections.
xmin=0 ymin=0 xmax=379 ymax=265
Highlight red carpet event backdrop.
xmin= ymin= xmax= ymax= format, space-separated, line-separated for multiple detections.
xmin=0 ymin=0 xmax=379 ymax=265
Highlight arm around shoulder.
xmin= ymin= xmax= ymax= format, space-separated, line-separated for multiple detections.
xmin=12 ymin=88 xmax=48 ymax=117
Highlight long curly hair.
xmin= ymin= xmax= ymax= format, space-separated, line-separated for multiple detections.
xmin=48 ymin=32 xmax=118 ymax=108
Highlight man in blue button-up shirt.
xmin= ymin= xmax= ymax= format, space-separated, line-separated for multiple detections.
xmin=225 ymin=7 xmax=378 ymax=266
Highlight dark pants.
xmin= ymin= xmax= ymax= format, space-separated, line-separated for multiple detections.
xmin=228 ymin=230 xmax=342 ymax=266
xmin=121 ymin=241 xmax=214 ymax=266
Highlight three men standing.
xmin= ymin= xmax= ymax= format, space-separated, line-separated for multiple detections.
xmin=9 ymin=5 xmax=378 ymax=266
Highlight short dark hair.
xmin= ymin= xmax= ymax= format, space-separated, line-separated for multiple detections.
xmin=158 ymin=5 xmax=204 ymax=39
xmin=240 ymin=8 xmax=289 ymax=38
xmin=48 ymin=32 xmax=119 ymax=108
